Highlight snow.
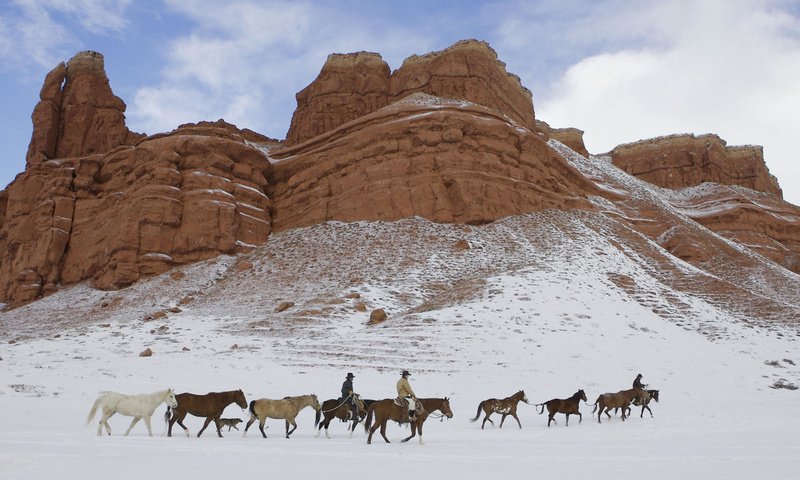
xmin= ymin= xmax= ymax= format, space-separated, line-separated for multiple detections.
xmin=1 ymin=211 xmax=799 ymax=479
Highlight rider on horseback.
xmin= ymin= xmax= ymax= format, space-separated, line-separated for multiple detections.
xmin=341 ymin=372 xmax=359 ymax=422
xmin=397 ymin=370 xmax=417 ymax=421
xmin=633 ymin=373 xmax=648 ymax=390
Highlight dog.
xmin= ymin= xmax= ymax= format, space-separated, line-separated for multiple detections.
xmin=219 ymin=418 xmax=243 ymax=431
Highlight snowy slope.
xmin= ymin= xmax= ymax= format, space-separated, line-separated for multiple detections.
xmin=2 ymin=207 xmax=799 ymax=479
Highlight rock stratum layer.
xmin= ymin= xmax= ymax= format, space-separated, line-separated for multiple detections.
xmin=1 ymin=40 xmax=798 ymax=307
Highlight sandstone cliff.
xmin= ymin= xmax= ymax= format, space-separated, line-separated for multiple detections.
xmin=2 ymin=42 xmax=799 ymax=308
xmin=285 ymin=40 xmax=535 ymax=146
xmin=271 ymin=93 xmax=596 ymax=230
xmin=608 ymin=134 xmax=782 ymax=196
xmin=26 ymin=51 xmax=144 ymax=166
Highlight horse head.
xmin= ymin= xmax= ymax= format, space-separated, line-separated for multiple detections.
xmin=578 ymin=389 xmax=588 ymax=402
xmin=650 ymin=390 xmax=660 ymax=402
xmin=235 ymin=389 xmax=247 ymax=409
xmin=439 ymin=397 xmax=454 ymax=419
xmin=519 ymin=390 xmax=529 ymax=403
xmin=166 ymin=388 xmax=178 ymax=408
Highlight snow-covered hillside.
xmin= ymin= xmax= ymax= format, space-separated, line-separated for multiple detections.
xmin=1 ymin=202 xmax=799 ymax=479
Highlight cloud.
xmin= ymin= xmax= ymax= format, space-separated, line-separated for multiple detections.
xmin=495 ymin=0 xmax=800 ymax=204
xmin=128 ymin=0 xmax=437 ymax=139
xmin=0 ymin=0 xmax=131 ymax=74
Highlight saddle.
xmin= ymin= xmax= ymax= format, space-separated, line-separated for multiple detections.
xmin=394 ymin=396 xmax=424 ymax=423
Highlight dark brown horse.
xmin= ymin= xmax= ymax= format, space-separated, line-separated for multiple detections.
xmin=616 ymin=389 xmax=660 ymax=418
xmin=166 ymin=389 xmax=247 ymax=437
xmin=591 ymin=388 xmax=642 ymax=423
xmin=316 ymin=395 xmax=370 ymax=438
xmin=469 ymin=390 xmax=529 ymax=429
xmin=365 ymin=397 xmax=453 ymax=444
xmin=535 ymin=389 xmax=587 ymax=427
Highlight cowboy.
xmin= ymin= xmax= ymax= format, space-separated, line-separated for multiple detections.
xmin=633 ymin=373 xmax=647 ymax=390
xmin=397 ymin=370 xmax=417 ymax=420
xmin=341 ymin=372 xmax=358 ymax=421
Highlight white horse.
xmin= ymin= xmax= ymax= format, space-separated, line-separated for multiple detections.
xmin=87 ymin=388 xmax=178 ymax=436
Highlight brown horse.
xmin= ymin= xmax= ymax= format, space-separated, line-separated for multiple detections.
xmin=166 ymin=389 xmax=247 ymax=437
xmin=365 ymin=397 xmax=453 ymax=445
xmin=592 ymin=388 xmax=642 ymax=423
xmin=243 ymin=394 xmax=321 ymax=438
xmin=316 ymin=394 xmax=370 ymax=438
xmin=616 ymin=389 xmax=660 ymax=418
xmin=535 ymin=389 xmax=588 ymax=427
xmin=469 ymin=390 xmax=529 ymax=429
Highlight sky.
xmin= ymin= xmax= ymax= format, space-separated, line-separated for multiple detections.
xmin=1 ymin=0 xmax=798 ymax=205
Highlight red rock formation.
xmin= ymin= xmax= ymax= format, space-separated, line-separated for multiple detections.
xmin=284 ymin=40 xmax=536 ymax=146
xmin=285 ymin=52 xmax=391 ymax=145
xmin=665 ymin=185 xmax=800 ymax=273
xmin=536 ymin=120 xmax=589 ymax=157
xmin=270 ymin=94 xmax=597 ymax=230
xmin=26 ymin=51 xmax=143 ymax=166
xmin=608 ymin=134 xmax=782 ymax=196
xmin=389 ymin=40 xmax=535 ymax=131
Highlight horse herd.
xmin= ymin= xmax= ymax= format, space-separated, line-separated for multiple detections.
xmin=86 ymin=386 xmax=660 ymax=444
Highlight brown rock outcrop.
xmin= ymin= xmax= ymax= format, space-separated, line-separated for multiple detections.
xmin=286 ymin=52 xmax=391 ymax=145
xmin=285 ymin=40 xmax=535 ymax=146
xmin=666 ymin=185 xmax=800 ymax=273
xmin=536 ymin=120 xmax=589 ymax=157
xmin=1 ymin=124 xmax=272 ymax=305
xmin=26 ymin=51 xmax=143 ymax=166
xmin=389 ymin=40 xmax=535 ymax=131
xmin=608 ymin=134 xmax=782 ymax=196
xmin=270 ymin=94 xmax=598 ymax=230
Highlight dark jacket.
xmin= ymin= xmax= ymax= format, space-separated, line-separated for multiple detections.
xmin=341 ymin=379 xmax=353 ymax=398
xmin=633 ymin=376 xmax=645 ymax=389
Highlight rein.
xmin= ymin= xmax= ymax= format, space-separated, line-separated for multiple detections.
xmin=320 ymin=395 xmax=352 ymax=414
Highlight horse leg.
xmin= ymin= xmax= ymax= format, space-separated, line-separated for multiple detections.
xmin=243 ymin=414 xmax=257 ymax=437
xmin=500 ymin=413 xmax=507 ymax=428
xmin=100 ymin=410 xmax=115 ymax=436
xmin=547 ymin=412 xmax=555 ymax=427
xmin=213 ymin=416 xmax=223 ymax=438
xmin=513 ymin=413 xmax=522 ymax=429
xmin=197 ymin=417 xmax=214 ymax=437
xmin=482 ymin=413 xmax=493 ymax=429
xmin=379 ymin=420 xmax=390 ymax=443
xmin=644 ymin=405 xmax=653 ymax=418
xmin=401 ymin=421 xmax=416 ymax=443
xmin=286 ymin=418 xmax=298 ymax=438
xmin=418 ymin=420 xmax=424 ymax=445
xmin=176 ymin=412 xmax=190 ymax=437
xmin=259 ymin=418 xmax=268 ymax=438
xmin=124 ymin=417 xmax=141 ymax=436
xmin=578 ymin=411 xmax=582 ymax=423
xmin=565 ymin=413 xmax=570 ymax=427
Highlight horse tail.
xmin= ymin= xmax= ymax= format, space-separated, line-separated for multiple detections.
xmin=86 ymin=395 xmax=102 ymax=425
xmin=314 ymin=408 xmax=321 ymax=427
xmin=248 ymin=400 xmax=257 ymax=417
xmin=535 ymin=403 xmax=545 ymax=414
xmin=163 ymin=406 xmax=172 ymax=426
xmin=364 ymin=402 xmax=376 ymax=433
xmin=469 ymin=401 xmax=485 ymax=423
xmin=591 ymin=403 xmax=598 ymax=413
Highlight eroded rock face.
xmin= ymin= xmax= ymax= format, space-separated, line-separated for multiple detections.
xmin=26 ymin=51 xmax=143 ymax=166
xmin=389 ymin=40 xmax=535 ymax=131
xmin=286 ymin=52 xmax=391 ymax=145
xmin=665 ymin=185 xmax=800 ymax=274
xmin=537 ymin=120 xmax=589 ymax=157
xmin=284 ymin=40 xmax=535 ymax=146
xmin=608 ymin=134 xmax=782 ymax=196
xmin=2 ymin=120 xmax=271 ymax=305
xmin=270 ymin=94 xmax=597 ymax=230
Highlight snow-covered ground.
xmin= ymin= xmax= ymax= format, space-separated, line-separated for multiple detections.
xmin=2 ymin=219 xmax=798 ymax=479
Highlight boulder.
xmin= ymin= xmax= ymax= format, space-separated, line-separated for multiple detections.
xmin=369 ymin=308 xmax=387 ymax=324
xmin=139 ymin=348 xmax=153 ymax=357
